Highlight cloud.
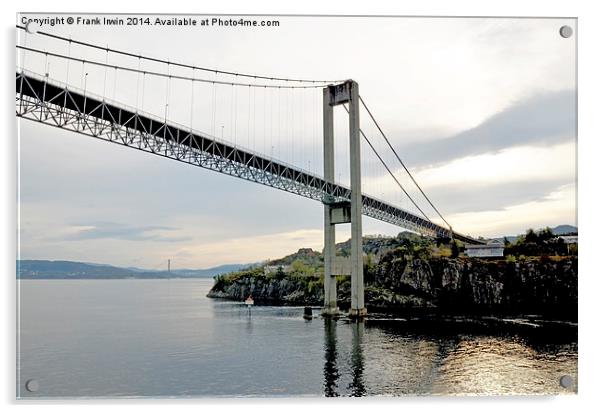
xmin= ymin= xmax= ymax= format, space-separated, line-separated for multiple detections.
xmin=175 ymin=229 xmax=325 ymax=267
xmin=446 ymin=183 xmax=576 ymax=237
xmin=62 ymin=221 xmax=192 ymax=243
xmin=394 ymin=89 xmax=576 ymax=169
xmin=423 ymin=179 xmax=573 ymax=216
xmin=361 ymin=141 xmax=576 ymax=217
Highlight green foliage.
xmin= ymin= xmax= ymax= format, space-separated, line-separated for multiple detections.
xmin=505 ymin=254 xmax=517 ymax=263
xmin=525 ymin=228 xmax=538 ymax=243
xmin=307 ymin=279 xmax=320 ymax=295
xmin=213 ymin=274 xmax=226 ymax=290
xmin=335 ymin=274 xmax=349 ymax=284
xmin=450 ymin=241 xmax=460 ymax=258
xmin=273 ymin=266 xmax=286 ymax=280
xmin=290 ymin=259 xmax=313 ymax=277
xmin=538 ymin=227 xmax=555 ymax=242
xmin=412 ymin=241 xmax=432 ymax=260
xmin=505 ymin=227 xmax=576 ymax=258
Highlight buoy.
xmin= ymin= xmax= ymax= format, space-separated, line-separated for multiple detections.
xmin=245 ymin=295 xmax=254 ymax=306
xmin=303 ymin=306 xmax=313 ymax=320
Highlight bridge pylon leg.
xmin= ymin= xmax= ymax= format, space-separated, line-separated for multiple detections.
xmin=321 ymin=81 xmax=366 ymax=318
xmin=322 ymin=86 xmax=339 ymax=317
xmin=347 ymin=81 xmax=367 ymax=318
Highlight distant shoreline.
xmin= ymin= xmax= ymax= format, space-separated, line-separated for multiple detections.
xmin=16 ymin=276 xmax=213 ymax=281
xmin=16 ymin=259 xmax=249 ymax=280
xmin=17 ymin=276 xmax=217 ymax=280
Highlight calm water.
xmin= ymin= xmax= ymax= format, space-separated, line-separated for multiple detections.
xmin=17 ymin=279 xmax=577 ymax=398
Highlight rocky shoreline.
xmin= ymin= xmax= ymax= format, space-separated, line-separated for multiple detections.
xmin=207 ymin=256 xmax=577 ymax=321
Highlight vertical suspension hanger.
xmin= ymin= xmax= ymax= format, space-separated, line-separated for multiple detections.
xmin=135 ymin=55 xmax=141 ymax=113
xmin=141 ymin=70 xmax=146 ymax=113
xmin=163 ymin=60 xmax=169 ymax=146
xmin=65 ymin=36 xmax=72 ymax=86
xmin=135 ymin=56 xmax=143 ymax=146
xmin=165 ymin=60 xmax=171 ymax=122
xmin=190 ymin=67 xmax=195 ymax=133
xmin=210 ymin=71 xmax=216 ymax=159
xmin=61 ymin=36 xmax=73 ymax=123
xmin=252 ymin=78 xmax=257 ymax=152
xmin=314 ymin=87 xmax=318 ymax=175
xmin=189 ymin=67 xmax=195 ymax=162
xmin=42 ymin=51 xmax=49 ymax=120
xmin=289 ymin=88 xmax=295 ymax=166
xmin=211 ymin=70 xmax=217 ymax=138
xmin=277 ymin=86 xmax=281 ymax=160
xmin=80 ymin=60 xmax=85 ymax=90
xmin=247 ymin=83 xmax=251 ymax=149
xmin=103 ymin=45 xmax=109 ymax=101
xmin=43 ymin=50 xmax=49 ymax=78
xmin=300 ymin=85 xmax=304 ymax=170
xmin=263 ymin=85 xmax=267 ymax=156
xmin=82 ymin=60 xmax=88 ymax=122
xmin=230 ymin=80 xmax=234 ymax=146
xmin=309 ymin=87 xmax=313 ymax=174
xmin=269 ymin=85 xmax=273 ymax=158
xmin=112 ymin=66 xmax=117 ymax=102
xmin=234 ymin=75 xmax=238 ymax=148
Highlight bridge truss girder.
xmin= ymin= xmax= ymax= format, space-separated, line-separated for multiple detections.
xmin=16 ymin=71 xmax=480 ymax=243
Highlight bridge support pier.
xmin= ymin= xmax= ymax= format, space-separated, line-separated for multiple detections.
xmin=322 ymin=85 xmax=339 ymax=317
xmin=321 ymin=80 xmax=366 ymax=319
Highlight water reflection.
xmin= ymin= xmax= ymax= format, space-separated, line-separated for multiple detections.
xmin=323 ymin=319 xmax=339 ymax=396
xmin=322 ymin=318 xmax=576 ymax=396
xmin=323 ymin=319 xmax=367 ymax=397
xmin=348 ymin=321 xmax=366 ymax=396
xmin=18 ymin=280 xmax=578 ymax=397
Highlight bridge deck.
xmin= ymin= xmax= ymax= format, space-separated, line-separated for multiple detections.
xmin=16 ymin=71 xmax=481 ymax=244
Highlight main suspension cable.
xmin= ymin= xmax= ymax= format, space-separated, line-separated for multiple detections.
xmin=16 ymin=45 xmax=334 ymax=89
xmin=342 ymin=104 xmax=432 ymax=222
xmin=16 ymin=24 xmax=344 ymax=84
xmin=358 ymin=95 xmax=452 ymax=230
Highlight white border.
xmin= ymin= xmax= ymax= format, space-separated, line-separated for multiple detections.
xmin=3 ymin=1 xmax=601 ymax=412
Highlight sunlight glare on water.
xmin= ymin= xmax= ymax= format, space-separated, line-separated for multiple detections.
xmin=17 ymin=279 xmax=577 ymax=398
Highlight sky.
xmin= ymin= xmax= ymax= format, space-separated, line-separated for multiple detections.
xmin=17 ymin=15 xmax=577 ymax=269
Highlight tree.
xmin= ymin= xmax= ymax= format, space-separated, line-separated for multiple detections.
xmin=275 ymin=266 xmax=286 ymax=280
xmin=291 ymin=259 xmax=312 ymax=277
xmin=538 ymin=227 xmax=555 ymax=242
xmin=451 ymin=241 xmax=460 ymax=258
xmin=525 ymin=228 xmax=538 ymax=243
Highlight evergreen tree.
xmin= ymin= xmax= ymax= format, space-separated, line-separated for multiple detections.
xmin=451 ymin=241 xmax=460 ymax=258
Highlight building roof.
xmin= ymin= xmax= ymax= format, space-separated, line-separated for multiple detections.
xmin=465 ymin=244 xmax=505 ymax=249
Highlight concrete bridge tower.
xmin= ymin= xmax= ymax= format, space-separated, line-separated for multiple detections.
xmin=322 ymin=80 xmax=366 ymax=318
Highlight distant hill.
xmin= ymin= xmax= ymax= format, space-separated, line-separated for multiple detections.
xmin=16 ymin=260 xmax=249 ymax=280
xmin=170 ymin=264 xmax=252 ymax=278
xmin=550 ymin=225 xmax=578 ymax=235
xmin=495 ymin=225 xmax=577 ymax=244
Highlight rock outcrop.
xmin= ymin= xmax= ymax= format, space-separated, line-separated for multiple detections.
xmin=208 ymin=256 xmax=577 ymax=319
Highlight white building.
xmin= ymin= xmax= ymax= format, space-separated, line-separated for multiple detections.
xmin=465 ymin=239 xmax=505 ymax=258
xmin=264 ymin=265 xmax=292 ymax=275
xmin=558 ymin=235 xmax=578 ymax=244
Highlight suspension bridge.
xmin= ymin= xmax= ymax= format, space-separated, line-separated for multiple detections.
xmin=15 ymin=25 xmax=484 ymax=317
